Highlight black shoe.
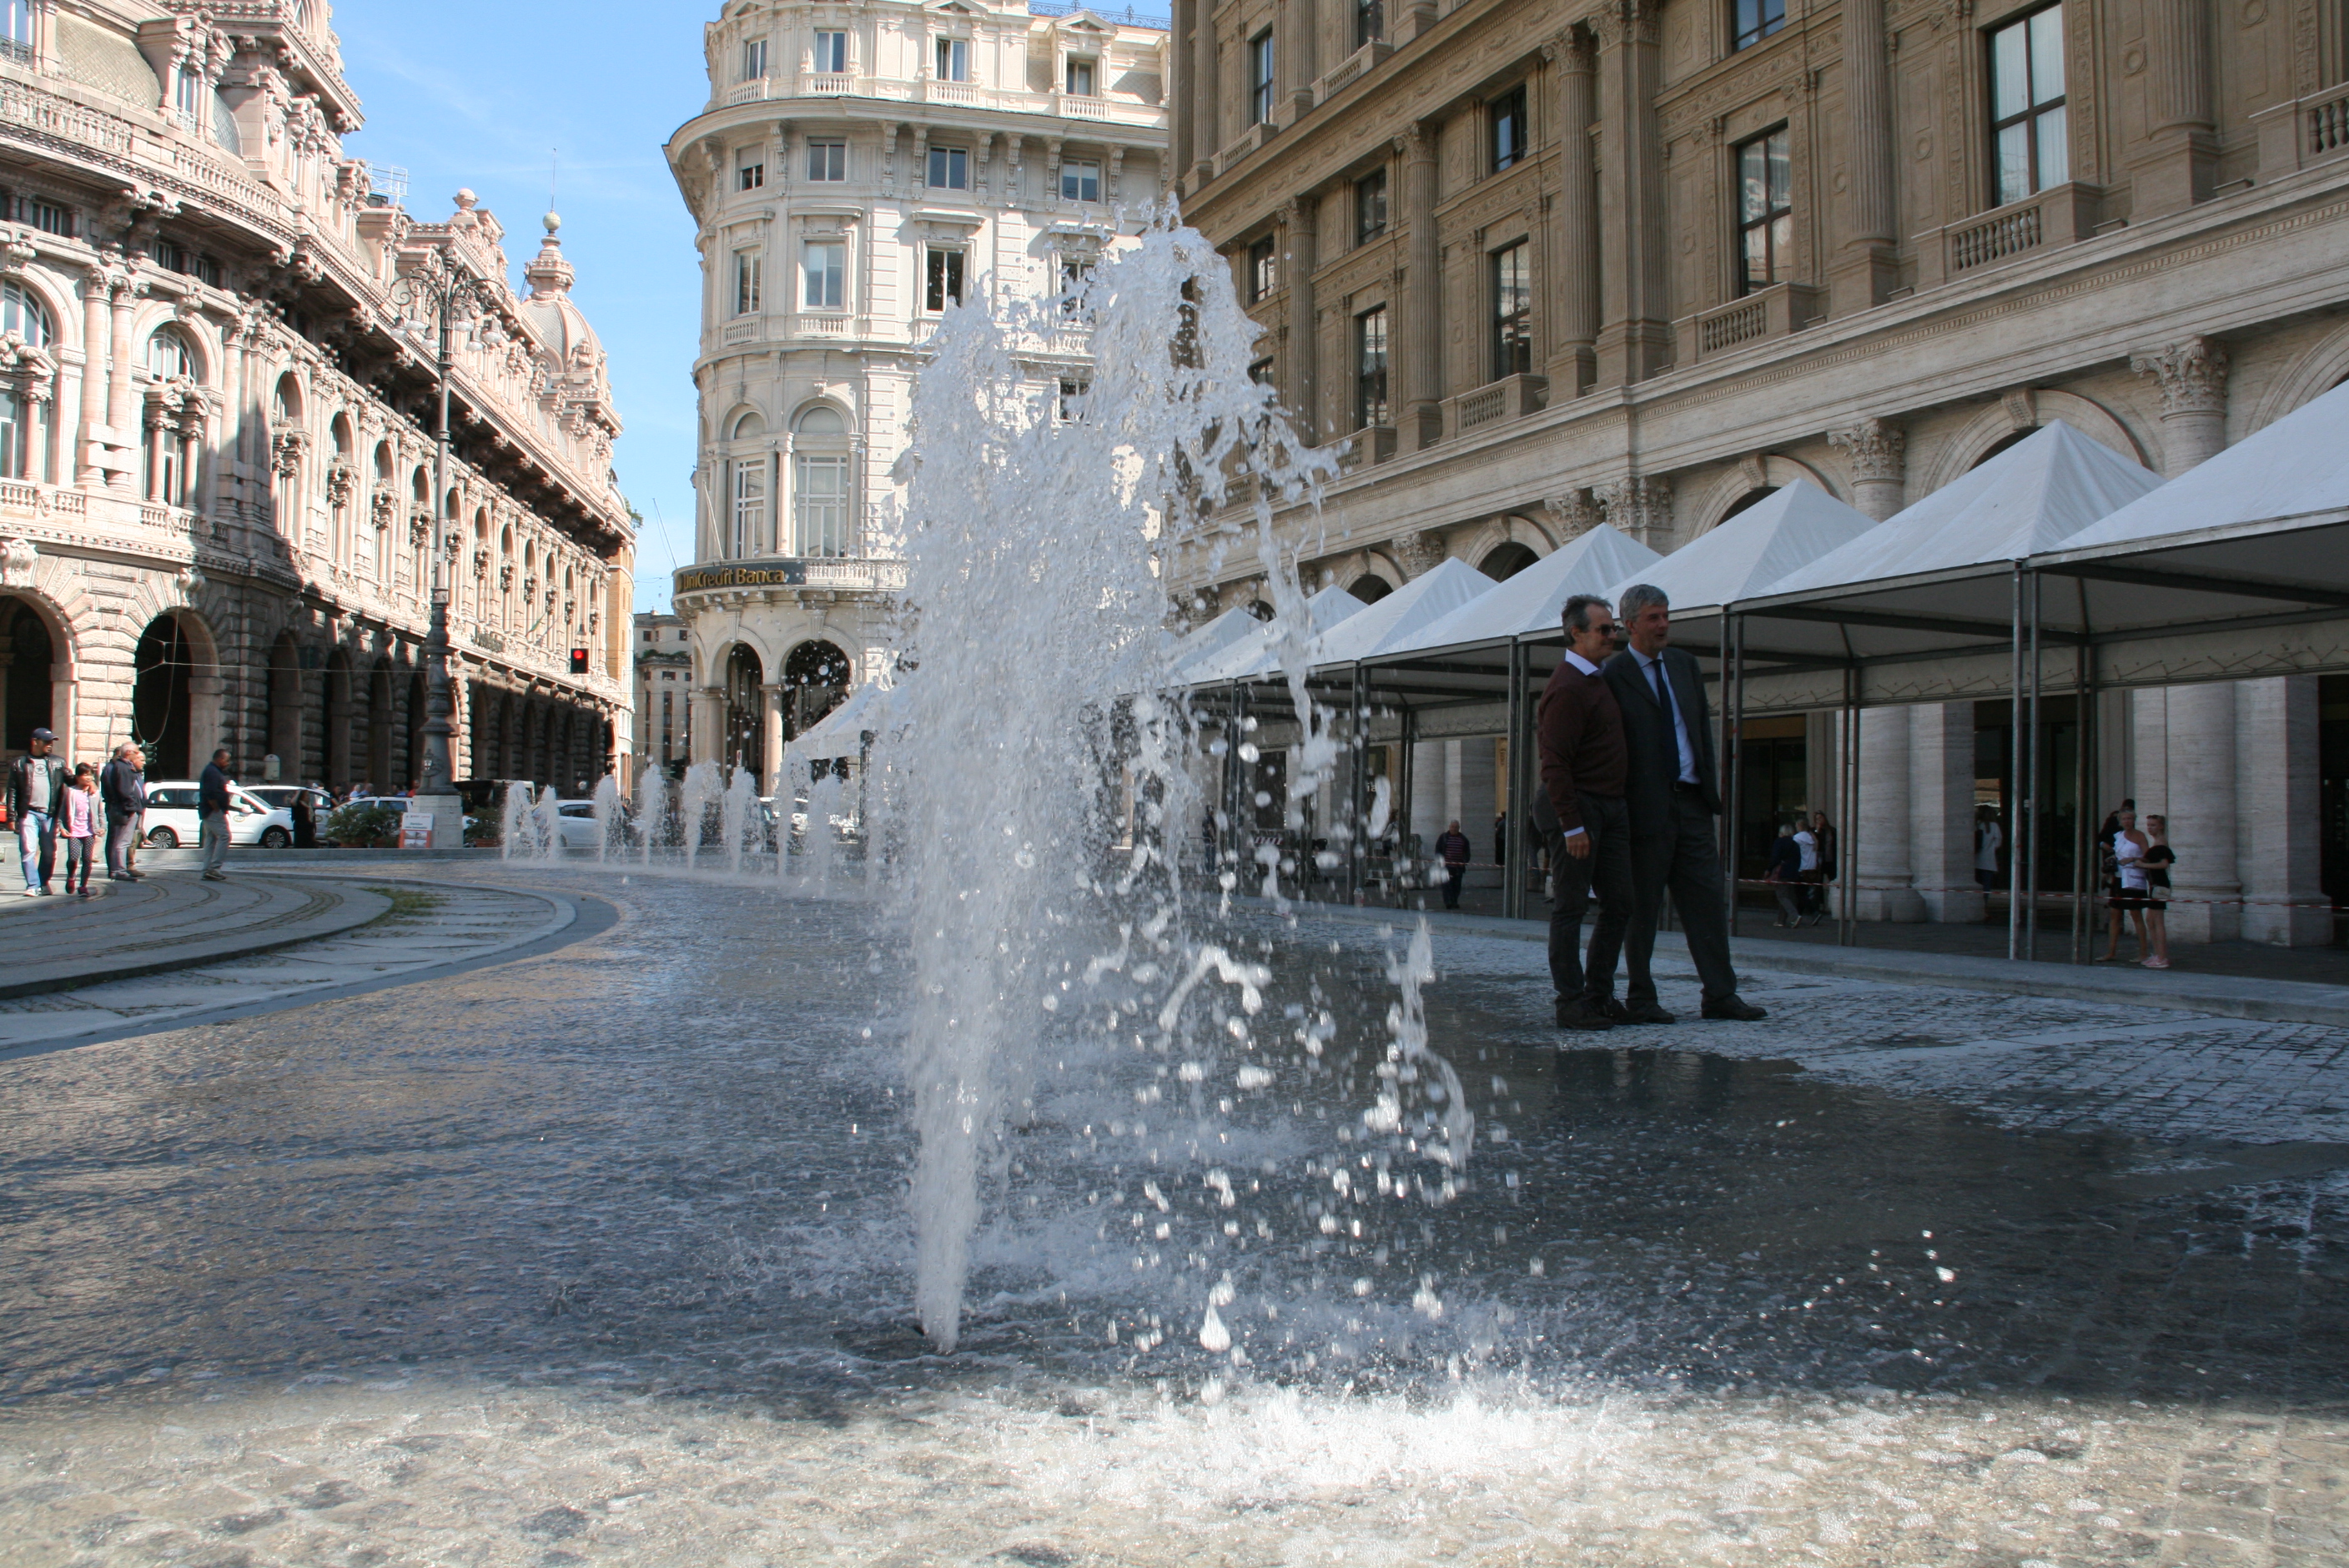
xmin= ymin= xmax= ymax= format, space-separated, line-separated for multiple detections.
xmin=1555 ymin=998 xmax=1614 ymax=1032
xmin=1622 ymin=1000 xmax=1677 ymax=1025
xmin=1583 ymin=994 xmax=1632 ymax=1024
xmin=1702 ymin=995 xmax=1768 ymax=1021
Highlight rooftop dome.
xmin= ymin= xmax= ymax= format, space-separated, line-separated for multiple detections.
xmin=516 ymin=213 xmax=603 ymax=374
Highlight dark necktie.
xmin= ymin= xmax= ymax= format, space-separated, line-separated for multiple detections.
xmin=1649 ymin=657 xmax=1669 ymax=713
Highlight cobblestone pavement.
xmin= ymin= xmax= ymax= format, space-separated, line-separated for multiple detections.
xmin=0 ymin=878 xmax=572 ymax=1054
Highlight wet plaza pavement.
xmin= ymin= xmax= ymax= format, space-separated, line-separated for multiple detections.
xmin=3 ymin=867 xmax=2346 ymax=1565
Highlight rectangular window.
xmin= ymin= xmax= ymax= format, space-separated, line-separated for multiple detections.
xmin=1490 ymin=85 xmax=1528 ymax=172
xmin=1249 ymin=32 xmax=1275 ymax=125
xmin=733 ymin=249 xmax=762 ymax=315
xmin=0 ymin=389 xmax=22 ymax=480
xmin=813 ymin=29 xmax=848 ymax=73
xmin=794 ymin=454 xmax=849 ymax=556
xmin=1065 ymin=57 xmax=1096 ymax=96
xmin=1057 ymin=377 xmax=1089 ymax=422
xmin=803 ymin=240 xmax=845 ymax=309
xmin=0 ymin=1 xmax=30 ymax=63
xmin=1732 ymin=0 xmax=1786 ymax=53
xmin=935 ymin=37 xmax=968 ymax=82
xmin=1058 ymin=253 xmax=1095 ymax=315
xmin=1247 ymin=358 xmax=1275 ymax=386
xmin=1248 ymin=235 xmax=1278 ymax=303
xmin=806 ymin=139 xmax=847 ymax=182
xmin=1355 ymin=0 xmax=1385 ymax=49
xmin=925 ymin=246 xmax=964 ymax=310
xmin=1059 ymin=158 xmax=1101 ymax=202
xmin=1355 ymin=168 xmax=1387 ymax=244
xmin=737 ymin=150 xmax=765 ymax=191
xmin=28 ymin=200 xmax=71 ymax=238
xmin=1490 ymin=241 xmax=1531 ymax=379
xmin=1991 ymin=6 xmax=2068 ymax=206
xmin=661 ymin=691 xmax=673 ymax=759
xmin=174 ymin=68 xmax=203 ymax=122
xmin=1735 ymin=127 xmax=1793 ymax=296
xmin=731 ymin=457 xmax=767 ymax=558
xmin=1354 ymin=306 xmax=1389 ymax=430
xmin=742 ymin=37 xmax=767 ymax=82
xmin=926 ymin=145 xmax=968 ymax=189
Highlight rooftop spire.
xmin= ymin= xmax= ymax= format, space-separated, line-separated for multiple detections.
xmin=526 ymin=210 xmax=573 ymax=299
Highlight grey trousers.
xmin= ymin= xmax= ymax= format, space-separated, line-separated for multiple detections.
xmin=199 ymin=809 xmax=229 ymax=874
xmin=106 ymin=814 xmax=141 ymax=877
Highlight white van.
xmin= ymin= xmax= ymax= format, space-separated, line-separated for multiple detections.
xmin=137 ymin=782 xmax=294 ymax=848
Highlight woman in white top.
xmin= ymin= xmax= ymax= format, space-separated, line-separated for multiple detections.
xmin=2100 ymin=807 xmax=2151 ymax=962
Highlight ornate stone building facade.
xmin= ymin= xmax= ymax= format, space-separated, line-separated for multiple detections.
xmin=665 ymin=0 xmax=1167 ymax=787
xmin=0 ymin=1 xmax=633 ymax=797
xmin=1170 ymin=0 xmax=2349 ymax=942
xmin=632 ymin=608 xmax=692 ymax=781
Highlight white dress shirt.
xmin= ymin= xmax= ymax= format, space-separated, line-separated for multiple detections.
xmin=1629 ymin=646 xmax=1700 ymax=785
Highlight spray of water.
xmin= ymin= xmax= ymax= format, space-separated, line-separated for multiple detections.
xmin=722 ymin=767 xmax=757 ymax=874
xmin=878 ymin=211 xmax=1461 ymax=1353
xmin=638 ymin=766 xmax=668 ymax=865
xmin=678 ymin=761 xmax=722 ymax=872
xmin=591 ymin=775 xmax=621 ymax=862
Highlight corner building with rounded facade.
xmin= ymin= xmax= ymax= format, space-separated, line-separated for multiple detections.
xmin=0 ymin=1 xmax=633 ymax=796
xmin=664 ymin=0 xmax=1167 ymax=788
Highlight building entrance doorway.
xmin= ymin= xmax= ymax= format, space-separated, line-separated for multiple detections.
xmin=133 ymin=614 xmax=197 ymax=778
xmin=722 ymin=645 xmax=766 ymax=785
xmin=2 ymin=596 xmax=55 ymax=754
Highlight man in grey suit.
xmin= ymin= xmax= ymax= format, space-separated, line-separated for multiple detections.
xmin=1594 ymin=583 xmax=1767 ymax=1023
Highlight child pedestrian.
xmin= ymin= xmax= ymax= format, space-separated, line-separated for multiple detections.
xmin=61 ymin=762 xmax=100 ymax=898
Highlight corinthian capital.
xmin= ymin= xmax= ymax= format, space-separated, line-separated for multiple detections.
xmin=1394 ymin=529 xmax=1447 ymax=579
xmin=1587 ymin=0 xmax=1661 ymax=51
xmin=2130 ymin=337 xmax=2229 ymax=419
xmin=1828 ymin=418 xmax=1908 ymax=484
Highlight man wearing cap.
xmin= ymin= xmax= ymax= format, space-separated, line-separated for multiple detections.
xmin=198 ymin=746 xmax=234 ymax=882
xmin=6 ymin=726 xmax=67 ymax=895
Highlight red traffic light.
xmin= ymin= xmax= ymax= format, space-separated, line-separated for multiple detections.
xmin=570 ymin=647 xmax=589 ymax=674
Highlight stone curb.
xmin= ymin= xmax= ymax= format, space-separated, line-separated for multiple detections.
xmin=1261 ymin=899 xmax=2349 ymax=1029
xmin=0 ymin=876 xmax=395 ymax=1001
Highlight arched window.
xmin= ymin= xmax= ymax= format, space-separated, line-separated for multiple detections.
xmin=732 ymin=410 xmax=765 ymax=440
xmin=792 ymin=405 xmax=850 ymax=559
xmin=146 ymin=327 xmax=195 ymax=381
xmin=1 ymin=281 xmax=52 ymax=347
xmin=727 ymin=411 xmax=767 ymax=558
xmin=273 ymin=374 xmax=300 ymax=425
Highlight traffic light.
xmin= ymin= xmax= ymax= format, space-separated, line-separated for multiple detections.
xmin=570 ymin=647 xmax=589 ymax=675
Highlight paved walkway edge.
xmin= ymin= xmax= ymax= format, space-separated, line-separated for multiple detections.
xmin=0 ymin=878 xmax=395 ymax=1002
xmin=1265 ymin=899 xmax=2349 ymax=1028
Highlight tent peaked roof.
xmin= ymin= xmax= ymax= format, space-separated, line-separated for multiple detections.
xmin=1392 ymin=524 xmax=1664 ymax=652
xmin=1167 ymin=606 xmax=1261 ymax=679
xmin=2060 ymin=379 xmax=2349 ymax=550
xmin=1763 ymin=420 xmax=2162 ymax=597
xmin=1614 ymin=479 xmax=1878 ymax=611
xmin=1310 ymin=557 xmax=1499 ymax=666
xmin=791 ymin=681 xmax=898 ymax=758
xmin=1182 ymin=584 xmax=1366 ymax=683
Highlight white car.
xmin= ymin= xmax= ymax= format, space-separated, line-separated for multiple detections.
xmin=554 ymin=800 xmax=606 ymax=850
xmin=138 ymin=782 xmax=294 ymax=848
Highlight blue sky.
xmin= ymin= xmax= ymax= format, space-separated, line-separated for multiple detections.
xmin=331 ymin=0 xmax=710 ymax=613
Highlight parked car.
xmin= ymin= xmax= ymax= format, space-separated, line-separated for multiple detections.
xmin=247 ymin=785 xmax=333 ymax=814
xmin=138 ymin=782 xmax=294 ymax=848
xmin=330 ymin=796 xmax=476 ymax=846
xmin=554 ymin=800 xmax=605 ymax=850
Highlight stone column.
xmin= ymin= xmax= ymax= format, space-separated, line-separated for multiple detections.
xmin=104 ymin=278 xmax=138 ymax=491
xmin=1400 ymin=123 xmax=1441 ymax=448
xmin=1829 ymin=417 xmax=1907 ymax=520
xmin=76 ymin=267 xmax=107 ymax=485
xmin=691 ymin=685 xmax=725 ymax=767
xmin=1591 ymin=0 xmax=1669 ymax=387
xmin=1909 ymin=703 xmax=1983 ymax=922
xmin=2235 ymin=676 xmax=2327 ymax=945
xmin=1395 ymin=530 xmax=1446 ymax=578
xmin=2160 ymin=681 xmax=2241 ymax=942
xmin=762 ymin=681 xmax=786 ymax=787
xmin=1830 ymin=0 xmax=1899 ymax=316
xmin=2134 ymin=0 xmax=2215 ymax=217
xmin=1551 ymin=30 xmax=1598 ymax=396
xmin=1855 ymin=704 xmax=1925 ymax=921
xmin=1280 ymin=0 xmax=1316 ymax=121
xmin=2130 ymin=336 xmax=2228 ymax=477
xmin=1282 ymin=193 xmax=1319 ymax=443
xmin=1190 ymin=1 xmax=1220 ymax=183
xmin=1170 ymin=0 xmax=1195 ymax=177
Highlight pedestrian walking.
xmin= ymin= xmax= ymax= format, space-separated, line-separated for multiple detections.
xmin=6 ymin=725 xmax=65 ymax=896
xmin=199 ymin=747 xmax=235 ymax=881
xmin=99 ymin=741 xmax=147 ymax=880
xmin=1974 ymin=805 xmax=2004 ymax=892
xmin=1766 ymin=822 xmax=1804 ymax=927
xmin=59 ymin=763 xmax=99 ymax=897
xmin=2140 ymin=814 xmax=2175 ymax=970
xmin=1791 ymin=817 xmax=1822 ymax=924
xmin=1808 ymin=810 xmax=1838 ymax=917
xmin=1434 ymin=820 xmax=1471 ymax=910
xmin=1533 ymin=595 xmax=1634 ymax=1032
xmin=1594 ymin=584 xmax=1766 ymax=1022
xmin=292 ymin=787 xmax=318 ymax=848
xmin=2100 ymin=807 xmax=2150 ymax=962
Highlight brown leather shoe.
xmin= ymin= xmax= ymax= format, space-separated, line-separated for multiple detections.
xmin=1702 ymin=995 xmax=1768 ymax=1021
xmin=1556 ymin=998 xmax=1614 ymax=1032
xmin=1622 ymin=1000 xmax=1677 ymax=1025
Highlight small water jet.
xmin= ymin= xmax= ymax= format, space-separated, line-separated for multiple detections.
xmin=638 ymin=766 xmax=669 ymax=866
xmin=722 ymin=766 xmax=758 ymax=875
xmin=591 ymin=775 xmax=621 ymax=862
xmin=678 ymin=761 xmax=722 ymax=872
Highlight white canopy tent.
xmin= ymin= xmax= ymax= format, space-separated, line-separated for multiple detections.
xmin=1606 ymin=479 xmax=1878 ymax=624
xmin=1167 ymin=605 xmax=1265 ymax=682
xmin=1183 ymin=584 xmax=1369 ymax=684
xmin=1306 ymin=556 xmax=1500 ymax=666
xmin=788 ymin=681 xmax=902 ymax=760
xmin=1387 ymin=524 xmax=1663 ymax=657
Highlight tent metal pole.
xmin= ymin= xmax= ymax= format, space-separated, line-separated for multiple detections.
xmin=1346 ymin=663 xmax=1370 ymax=904
xmin=1502 ymin=640 xmax=1528 ymax=922
xmin=2073 ymin=669 xmax=2093 ymax=965
xmin=1841 ymin=664 xmax=1859 ymax=947
xmin=1397 ymin=701 xmax=1418 ymax=906
xmin=1724 ymin=611 xmax=1743 ymax=939
xmin=2009 ymin=565 xmax=2024 ymax=962
xmin=2026 ymin=570 xmax=2044 ymax=962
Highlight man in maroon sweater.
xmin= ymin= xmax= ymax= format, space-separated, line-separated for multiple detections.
xmin=1535 ymin=594 xmax=1635 ymax=1031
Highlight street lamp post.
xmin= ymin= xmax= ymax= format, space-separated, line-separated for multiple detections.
xmin=388 ymin=246 xmax=502 ymax=840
